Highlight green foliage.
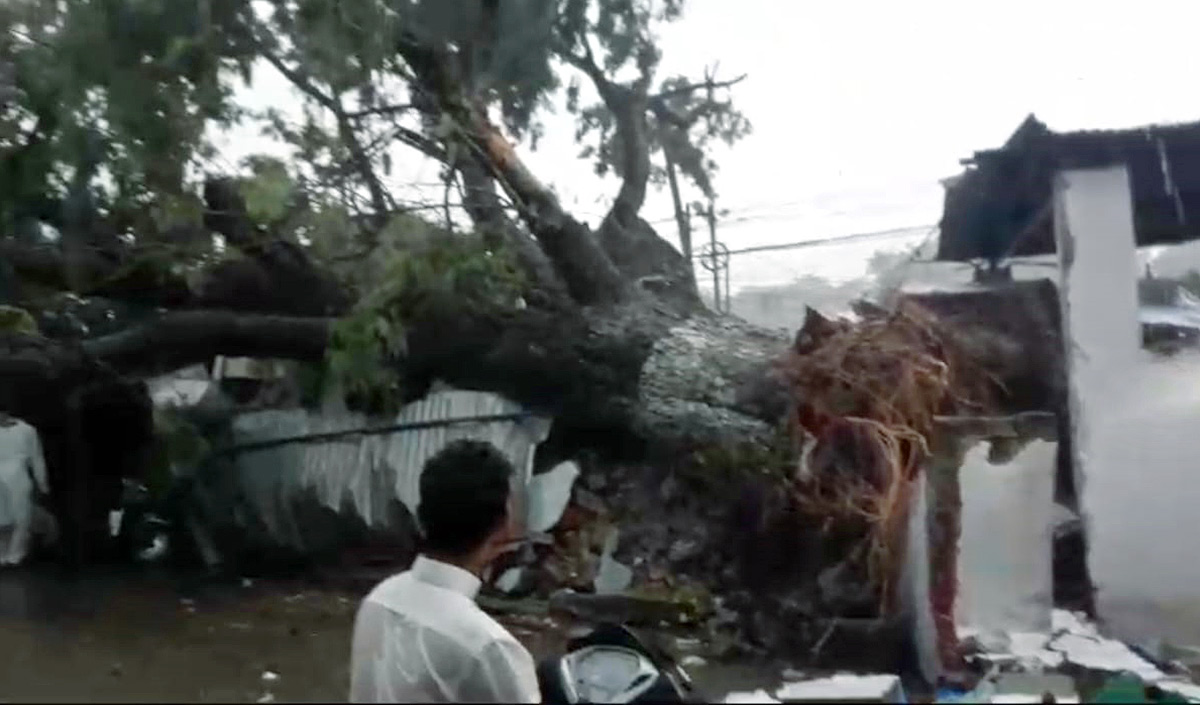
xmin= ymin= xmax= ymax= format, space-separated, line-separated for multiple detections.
xmin=238 ymin=156 xmax=295 ymax=225
xmin=1 ymin=0 xmax=255 ymax=236
xmin=0 ymin=304 xmax=38 ymax=335
xmin=325 ymin=236 xmax=525 ymax=410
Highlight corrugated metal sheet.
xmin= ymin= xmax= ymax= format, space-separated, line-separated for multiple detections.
xmin=214 ymin=388 xmax=552 ymax=553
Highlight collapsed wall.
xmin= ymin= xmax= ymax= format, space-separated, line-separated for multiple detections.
xmin=903 ymin=280 xmax=1095 ymax=618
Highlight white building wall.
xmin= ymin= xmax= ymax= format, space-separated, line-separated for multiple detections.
xmin=1055 ymin=166 xmax=1200 ymax=645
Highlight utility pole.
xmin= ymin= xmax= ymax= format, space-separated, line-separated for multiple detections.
xmin=694 ymin=198 xmax=731 ymax=314
xmin=704 ymin=198 xmax=720 ymax=310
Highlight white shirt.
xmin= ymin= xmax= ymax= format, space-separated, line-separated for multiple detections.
xmin=0 ymin=420 xmax=47 ymax=526
xmin=349 ymin=556 xmax=541 ymax=703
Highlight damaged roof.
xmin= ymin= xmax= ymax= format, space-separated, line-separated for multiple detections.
xmin=937 ymin=114 xmax=1200 ymax=261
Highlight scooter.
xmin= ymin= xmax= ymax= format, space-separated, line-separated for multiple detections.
xmin=537 ymin=623 xmax=699 ymax=704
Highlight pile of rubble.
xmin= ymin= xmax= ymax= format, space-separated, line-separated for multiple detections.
xmin=719 ymin=610 xmax=1200 ymax=703
xmin=940 ymin=609 xmax=1200 ymax=702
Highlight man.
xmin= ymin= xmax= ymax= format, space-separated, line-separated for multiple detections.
xmin=350 ymin=439 xmax=540 ymax=703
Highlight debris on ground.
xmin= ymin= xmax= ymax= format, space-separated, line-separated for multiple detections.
xmin=774 ymin=673 xmax=906 ymax=703
xmin=723 ymin=689 xmax=781 ymax=703
xmin=950 ymin=610 xmax=1200 ymax=703
xmin=723 ymin=672 xmax=905 ymax=704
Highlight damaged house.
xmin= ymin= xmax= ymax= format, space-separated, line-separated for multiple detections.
xmin=923 ymin=114 xmax=1200 ymax=684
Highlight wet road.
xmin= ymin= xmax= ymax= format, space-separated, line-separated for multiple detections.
xmin=0 ymin=568 xmax=356 ymax=702
xmin=0 ymin=567 xmax=783 ymax=703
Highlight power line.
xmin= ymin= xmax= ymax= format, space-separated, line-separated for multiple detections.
xmin=691 ymin=224 xmax=936 ymax=259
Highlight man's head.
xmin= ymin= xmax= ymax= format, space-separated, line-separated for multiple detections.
xmin=418 ymin=439 xmax=519 ymax=567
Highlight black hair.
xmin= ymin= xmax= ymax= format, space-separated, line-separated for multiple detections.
xmin=418 ymin=439 xmax=515 ymax=557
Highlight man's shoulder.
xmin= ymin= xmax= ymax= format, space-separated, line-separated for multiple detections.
xmin=359 ymin=571 xmax=518 ymax=654
xmin=363 ymin=570 xmax=414 ymax=603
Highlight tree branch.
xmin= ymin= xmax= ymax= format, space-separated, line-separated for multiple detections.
xmin=256 ymin=39 xmax=394 ymax=229
xmin=650 ymin=74 xmax=747 ymax=102
xmin=344 ymin=103 xmax=412 ymax=120
xmin=395 ymin=30 xmax=626 ymax=307
xmin=82 ymin=310 xmax=332 ymax=373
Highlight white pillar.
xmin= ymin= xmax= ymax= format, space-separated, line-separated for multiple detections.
xmin=1054 ymin=166 xmax=1148 ymax=636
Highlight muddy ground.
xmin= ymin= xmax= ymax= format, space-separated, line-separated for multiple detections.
xmin=0 ymin=567 xmax=777 ymax=703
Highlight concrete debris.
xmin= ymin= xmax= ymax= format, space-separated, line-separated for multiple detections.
xmin=261 ymin=671 xmax=280 ymax=683
xmin=593 ymin=529 xmax=633 ymax=595
xmin=956 ymin=609 xmax=1200 ymax=703
xmin=773 ymin=673 xmax=906 ymax=703
xmin=526 ymin=461 xmax=580 ymax=533
xmin=723 ymin=689 xmax=780 ymax=703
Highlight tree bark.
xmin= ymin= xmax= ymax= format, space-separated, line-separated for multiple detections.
xmin=80 ymin=300 xmax=789 ymax=447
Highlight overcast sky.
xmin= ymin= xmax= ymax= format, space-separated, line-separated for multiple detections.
xmin=219 ymin=0 xmax=1200 ymax=293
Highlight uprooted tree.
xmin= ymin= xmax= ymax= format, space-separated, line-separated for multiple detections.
xmin=2 ymin=0 xmax=777 ymax=449
xmin=2 ymin=0 xmax=1042 ymax=656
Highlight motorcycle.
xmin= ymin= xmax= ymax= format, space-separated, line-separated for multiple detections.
xmin=537 ymin=623 xmax=699 ymax=704
xmin=113 ymin=479 xmax=172 ymax=563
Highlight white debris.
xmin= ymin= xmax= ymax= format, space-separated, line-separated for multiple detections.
xmin=495 ymin=567 xmax=523 ymax=594
xmin=1048 ymin=633 xmax=1165 ymax=681
xmin=1157 ymin=679 xmax=1200 ymax=702
xmin=256 ymin=693 xmax=275 ymax=703
xmin=774 ymin=673 xmax=903 ymax=702
xmin=108 ymin=510 xmax=124 ymax=538
xmin=968 ymin=610 xmax=1165 ymax=680
xmin=241 ymin=578 xmax=254 ymax=588
xmin=593 ymin=529 xmax=633 ymax=595
xmin=680 ymin=655 xmax=706 ymax=668
xmin=1006 ymin=632 xmax=1065 ymax=669
xmin=261 ymin=671 xmax=280 ymax=683
xmin=723 ymin=689 xmax=780 ymax=704
xmin=1051 ymin=609 xmax=1099 ymax=638
xmin=525 ymin=461 xmax=580 ymax=533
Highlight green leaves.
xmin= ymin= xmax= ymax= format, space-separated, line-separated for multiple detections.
xmin=238 ymin=158 xmax=295 ymax=224
xmin=324 ymin=234 xmax=526 ymax=411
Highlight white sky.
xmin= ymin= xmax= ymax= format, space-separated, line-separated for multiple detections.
xmin=218 ymin=0 xmax=1200 ymax=293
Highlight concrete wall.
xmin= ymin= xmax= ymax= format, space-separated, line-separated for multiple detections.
xmin=956 ymin=439 xmax=1057 ymax=634
xmin=1055 ymin=166 xmax=1200 ymax=645
xmin=901 ymin=470 xmax=940 ymax=683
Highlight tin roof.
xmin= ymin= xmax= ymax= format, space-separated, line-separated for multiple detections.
xmin=937 ymin=114 xmax=1200 ymax=261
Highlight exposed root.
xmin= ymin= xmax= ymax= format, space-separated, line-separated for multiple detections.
xmin=780 ymin=301 xmax=999 ymax=613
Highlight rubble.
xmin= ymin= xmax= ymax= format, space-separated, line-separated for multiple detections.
xmin=952 ymin=609 xmax=1200 ymax=703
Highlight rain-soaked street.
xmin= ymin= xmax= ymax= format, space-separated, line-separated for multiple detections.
xmin=0 ymin=568 xmax=357 ymax=702
xmin=0 ymin=566 xmax=779 ymax=703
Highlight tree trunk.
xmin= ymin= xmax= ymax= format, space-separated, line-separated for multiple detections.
xmin=80 ymin=298 xmax=790 ymax=447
